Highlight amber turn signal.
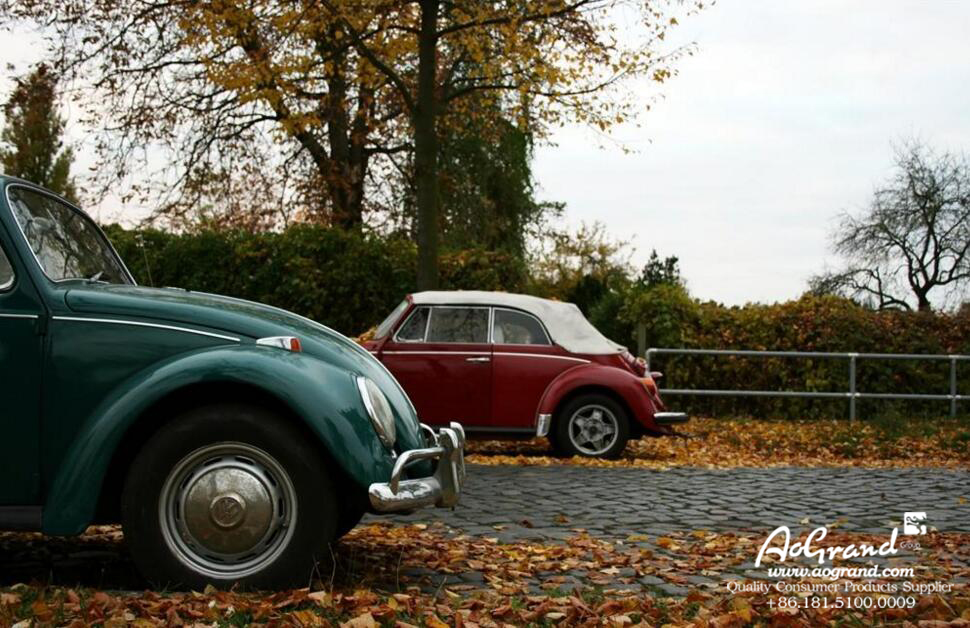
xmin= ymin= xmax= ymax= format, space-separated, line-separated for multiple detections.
xmin=256 ymin=336 xmax=302 ymax=352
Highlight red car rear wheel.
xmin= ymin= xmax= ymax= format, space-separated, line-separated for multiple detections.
xmin=553 ymin=394 xmax=630 ymax=459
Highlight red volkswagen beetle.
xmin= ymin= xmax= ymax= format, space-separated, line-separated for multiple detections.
xmin=363 ymin=291 xmax=687 ymax=458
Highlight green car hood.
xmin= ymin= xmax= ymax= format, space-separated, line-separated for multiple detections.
xmin=64 ymin=284 xmax=423 ymax=445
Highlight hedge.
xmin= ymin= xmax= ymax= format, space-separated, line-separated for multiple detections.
xmin=104 ymin=225 xmax=970 ymax=420
xmin=631 ymin=292 xmax=970 ymax=420
xmin=104 ymin=224 xmax=528 ymax=337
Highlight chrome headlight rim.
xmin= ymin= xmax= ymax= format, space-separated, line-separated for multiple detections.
xmin=356 ymin=375 xmax=397 ymax=449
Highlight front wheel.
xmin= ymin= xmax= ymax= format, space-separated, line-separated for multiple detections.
xmin=335 ymin=490 xmax=369 ymax=539
xmin=121 ymin=404 xmax=338 ymax=590
xmin=553 ymin=394 xmax=630 ymax=459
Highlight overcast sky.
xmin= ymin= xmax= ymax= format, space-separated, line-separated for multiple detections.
xmin=2 ymin=1 xmax=970 ymax=305
xmin=532 ymin=0 xmax=970 ymax=305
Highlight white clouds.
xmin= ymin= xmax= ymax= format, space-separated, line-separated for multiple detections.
xmin=533 ymin=0 xmax=970 ymax=304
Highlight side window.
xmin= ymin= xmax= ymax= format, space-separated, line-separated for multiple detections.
xmin=8 ymin=186 xmax=129 ymax=284
xmin=395 ymin=306 xmax=430 ymax=342
xmin=0 ymin=244 xmax=13 ymax=290
xmin=427 ymin=307 xmax=489 ymax=343
xmin=492 ymin=309 xmax=551 ymax=345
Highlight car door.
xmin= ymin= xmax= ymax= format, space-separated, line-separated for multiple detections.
xmin=0 ymin=231 xmax=44 ymax=506
xmin=380 ymin=305 xmax=492 ymax=428
xmin=490 ymin=307 xmax=585 ymax=430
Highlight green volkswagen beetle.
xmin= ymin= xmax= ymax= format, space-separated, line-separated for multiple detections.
xmin=0 ymin=176 xmax=466 ymax=589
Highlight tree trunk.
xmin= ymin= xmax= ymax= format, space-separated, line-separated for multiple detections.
xmin=917 ymin=291 xmax=932 ymax=312
xmin=325 ymin=40 xmax=365 ymax=230
xmin=414 ymin=0 xmax=440 ymax=290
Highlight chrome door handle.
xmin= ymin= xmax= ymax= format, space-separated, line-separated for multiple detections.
xmin=466 ymin=356 xmax=490 ymax=363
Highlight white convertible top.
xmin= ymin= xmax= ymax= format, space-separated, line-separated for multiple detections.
xmin=411 ymin=290 xmax=625 ymax=355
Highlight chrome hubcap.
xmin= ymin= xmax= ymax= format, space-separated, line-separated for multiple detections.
xmin=567 ymin=405 xmax=619 ymax=456
xmin=159 ymin=442 xmax=297 ymax=578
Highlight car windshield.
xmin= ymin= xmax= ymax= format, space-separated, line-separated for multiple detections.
xmin=8 ymin=186 xmax=131 ymax=284
xmin=375 ymin=299 xmax=409 ymax=339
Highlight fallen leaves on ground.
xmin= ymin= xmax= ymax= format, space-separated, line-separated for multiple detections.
xmin=1 ymin=523 xmax=967 ymax=626
xmin=467 ymin=417 xmax=970 ymax=469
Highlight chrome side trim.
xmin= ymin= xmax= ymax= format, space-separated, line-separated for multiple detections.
xmin=493 ymin=352 xmax=590 ymax=364
xmin=383 ymin=350 xmax=585 ymax=362
xmin=457 ymin=425 xmax=534 ymax=433
xmin=382 ymin=350 xmax=490 ymax=356
xmin=0 ymin=313 xmax=38 ymax=320
xmin=52 ymin=316 xmax=240 ymax=342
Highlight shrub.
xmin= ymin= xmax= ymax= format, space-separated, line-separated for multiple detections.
xmin=642 ymin=295 xmax=970 ymax=420
xmin=104 ymin=224 xmax=524 ymax=336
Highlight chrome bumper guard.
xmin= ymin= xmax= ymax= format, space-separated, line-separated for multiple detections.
xmin=536 ymin=413 xmax=552 ymax=438
xmin=368 ymin=422 xmax=466 ymax=513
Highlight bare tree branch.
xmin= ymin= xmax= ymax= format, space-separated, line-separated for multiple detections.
xmin=818 ymin=139 xmax=970 ymax=311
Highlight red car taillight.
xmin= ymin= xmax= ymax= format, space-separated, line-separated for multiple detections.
xmin=621 ymin=350 xmax=647 ymax=376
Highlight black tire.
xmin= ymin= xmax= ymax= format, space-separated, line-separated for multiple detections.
xmin=121 ymin=404 xmax=338 ymax=590
xmin=335 ymin=491 xmax=368 ymax=539
xmin=552 ymin=394 xmax=630 ymax=459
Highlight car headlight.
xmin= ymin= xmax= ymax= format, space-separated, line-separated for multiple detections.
xmin=356 ymin=376 xmax=396 ymax=449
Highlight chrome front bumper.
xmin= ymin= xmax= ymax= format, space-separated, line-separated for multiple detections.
xmin=368 ymin=422 xmax=466 ymax=513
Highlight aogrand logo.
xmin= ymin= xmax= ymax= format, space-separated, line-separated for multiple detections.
xmin=754 ymin=525 xmax=915 ymax=580
xmin=755 ymin=525 xmax=899 ymax=567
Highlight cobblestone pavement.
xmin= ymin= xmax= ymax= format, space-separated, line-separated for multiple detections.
xmin=360 ymin=464 xmax=970 ymax=596
xmin=2 ymin=464 xmax=967 ymax=595
xmin=367 ymin=464 xmax=970 ymax=541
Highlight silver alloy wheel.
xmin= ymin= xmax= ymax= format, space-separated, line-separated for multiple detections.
xmin=567 ymin=404 xmax=620 ymax=456
xmin=158 ymin=442 xmax=297 ymax=579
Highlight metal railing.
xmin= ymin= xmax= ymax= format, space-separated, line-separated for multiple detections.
xmin=644 ymin=348 xmax=970 ymax=420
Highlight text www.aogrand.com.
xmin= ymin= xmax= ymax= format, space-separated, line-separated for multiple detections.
xmin=767 ymin=565 xmax=915 ymax=580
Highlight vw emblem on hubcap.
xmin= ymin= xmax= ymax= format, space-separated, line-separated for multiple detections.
xmin=210 ymin=492 xmax=247 ymax=529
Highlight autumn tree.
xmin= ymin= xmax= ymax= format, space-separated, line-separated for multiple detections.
xmin=432 ymin=108 xmax=561 ymax=256
xmin=0 ymin=2 xmax=404 ymax=230
xmin=639 ymin=249 xmax=682 ymax=287
xmin=811 ymin=140 xmax=970 ymax=312
xmin=322 ymin=1 xmax=696 ymax=288
xmin=0 ymin=63 xmax=77 ymax=201
xmin=1 ymin=0 xmax=695 ymax=286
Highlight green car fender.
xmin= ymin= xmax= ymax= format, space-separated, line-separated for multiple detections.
xmin=43 ymin=344 xmax=392 ymax=536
